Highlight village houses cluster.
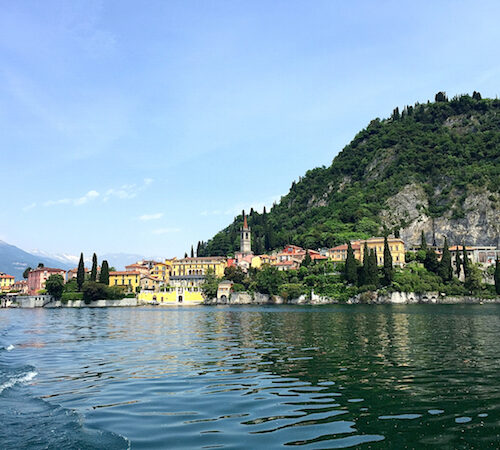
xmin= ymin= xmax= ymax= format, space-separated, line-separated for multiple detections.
xmin=2 ymin=214 xmax=499 ymax=304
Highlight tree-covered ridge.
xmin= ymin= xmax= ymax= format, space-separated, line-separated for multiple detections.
xmin=199 ymin=93 xmax=500 ymax=256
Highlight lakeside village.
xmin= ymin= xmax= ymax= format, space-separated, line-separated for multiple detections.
xmin=2 ymin=213 xmax=500 ymax=307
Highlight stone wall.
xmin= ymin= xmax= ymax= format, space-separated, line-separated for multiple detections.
xmin=12 ymin=296 xmax=138 ymax=308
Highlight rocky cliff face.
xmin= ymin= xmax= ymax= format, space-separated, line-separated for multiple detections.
xmin=380 ymin=184 xmax=499 ymax=247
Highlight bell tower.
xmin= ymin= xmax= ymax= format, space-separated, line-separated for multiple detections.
xmin=240 ymin=211 xmax=252 ymax=255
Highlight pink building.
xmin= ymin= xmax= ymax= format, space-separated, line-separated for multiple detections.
xmin=27 ymin=267 xmax=66 ymax=295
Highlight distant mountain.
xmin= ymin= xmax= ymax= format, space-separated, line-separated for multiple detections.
xmin=0 ymin=240 xmax=73 ymax=280
xmin=200 ymin=93 xmax=500 ymax=255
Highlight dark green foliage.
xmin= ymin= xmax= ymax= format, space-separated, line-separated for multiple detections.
xmin=23 ymin=267 xmax=31 ymax=279
xmin=90 ymin=253 xmax=97 ymax=282
xmin=344 ymin=241 xmax=358 ymax=284
xmin=201 ymin=268 xmax=219 ymax=299
xmin=254 ymin=266 xmax=286 ymax=295
xmin=61 ymin=292 xmax=83 ymax=302
xmin=472 ymin=91 xmax=482 ymax=100
xmin=45 ymin=274 xmax=64 ymax=299
xmin=420 ymin=231 xmax=427 ymax=251
xmin=424 ymin=249 xmax=439 ymax=274
xmin=367 ymin=249 xmax=379 ymax=287
xmin=359 ymin=242 xmax=370 ymax=286
xmin=382 ymin=236 xmax=393 ymax=285
xmin=82 ymin=281 xmax=108 ymax=304
xmin=438 ymin=237 xmax=453 ymax=282
xmin=202 ymin=95 xmax=500 ymax=256
xmin=224 ymin=266 xmax=245 ymax=284
xmin=301 ymin=250 xmax=312 ymax=267
xmin=464 ymin=264 xmax=482 ymax=294
xmin=462 ymin=246 xmax=471 ymax=280
xmin=455 ymin=247 xmax=462 ymax=277
xmin=37 ymin=262 xmax=44 ymax=268
xmin=99 ymin=260 xmax=109 ymax=285
xmin=435 ymin=91 xmax=448 ymax=102
xmin=190 ymin=246 xmax=194 ymax=258
xmin=495 ymin=259 xmax=500 ymax=295
xmin=77 ymin=253 xmax=85 ymax=291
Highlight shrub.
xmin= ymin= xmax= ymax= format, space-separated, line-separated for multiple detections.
xmin=82 ymin=281 xmax=108 ymax=304
xmin=61 ymin=292 xmax=84 ymax=302
xmin=280 ymin=283 xmax=305 ymax=301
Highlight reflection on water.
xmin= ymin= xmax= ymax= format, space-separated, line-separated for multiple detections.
xmin=1 ymin=305 xmax=499 ymax=449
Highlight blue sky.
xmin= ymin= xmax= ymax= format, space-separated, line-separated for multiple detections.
xmin=1 ymin=0 xmax=499 ymax=259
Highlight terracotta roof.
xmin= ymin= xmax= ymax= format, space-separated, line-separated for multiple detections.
xmin=30 ymin=267 xmax=65 ymax=273
xmin=110 ymin=271 xmax=140 ymax=276
xmin=0 ymin=274 xmax=14 ymax=279
xmin=243 ymin=213 xmax=248 ymax=229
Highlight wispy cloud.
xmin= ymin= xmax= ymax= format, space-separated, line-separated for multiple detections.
xmin=22 ymin=202 xmax=37 ymax=212
xmin=44 ymin=190 xmax=100 ymax=207
xmin=103 ymin=178 xmax=153 ymax=202
xmin=139 ymin=212 xmax=163 ymax=221
xmin=152 ymin=227 xmax=181 ymax=235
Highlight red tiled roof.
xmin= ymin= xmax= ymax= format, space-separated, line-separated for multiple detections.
xmin=110 ymin=271 xmax=140 ymax=276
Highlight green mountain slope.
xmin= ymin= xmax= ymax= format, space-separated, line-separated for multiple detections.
xmin=199 ymin=93 xmax=500 ymax=256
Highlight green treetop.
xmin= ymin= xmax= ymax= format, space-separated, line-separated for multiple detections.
xmin=382 ymin=236 xmax=393 ymax=285
xmin=99 ymin=260 xmax=110 ymax=285
xmin=344 ymin=241 xmax=358 ymax=285
xmin=420 ymin=231 xmax=428 ymax=251
xmin=77 ymin=253 xmax=85 ymax=291
xmin=495 ymin=258 xmax=500 ymax=295
xmin=90 ymin=253 xmax=98 ymax=282
xmin=438 ymin=237 xmax=453 ymax=282
xmin=45 ymin=274 xmax=64 ymax=299
xmin=455 ymin=245 xmax=462 ymax=277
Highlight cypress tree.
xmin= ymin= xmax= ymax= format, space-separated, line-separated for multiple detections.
xmin=462 ymin=246 xmax=470 ymax=281
xmin=77 ymin=253 xmax=85 ymax=291
xmin=438 ymin=237 xmax=453 ymax=282
xmin=190 ymin=245 xmax=194 ymax=258
xmin=382 ymin=236 xmax=393 ymax=285
xmin=455 ymin=245 xmax=462 ymax=277
xmin=184 ymin=252 xmax=188 ymax=258
xmin=301 ymin=250 xmax=312 ymax=267
xmin=360 ymin=242 xmax=370 ymax=286
xmin=196 ymin=241 xmax=201 ymax=257
xmin=367 ymin=249 xmax=379 ymax=287
xmin=495 ymin=258 xmax=500 ymax=295
xmin=344 ymin=241 xmax=357 ymax=285
xmin=99 ymin=260 xmax=109 ymax=285
xmin=90 ymin=253 xmax=98 ymax=282
xmin=420 ymin=231 xmax=427 ymax=251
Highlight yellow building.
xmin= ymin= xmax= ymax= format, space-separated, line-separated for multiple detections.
xmin=138 ymin=288 xmax=204 ymax=305
xmin=0 ymin=273 xmax=15 ymax=291
xmin=329 ymin=237 xmax=405 ymax=267
xmin=251 ymin=256 xmax=263 ymax=269
xmin=109 ymin=271 xmax=140 ymax=292
xmin=169 ymin=257 xmax=227 ymax=278
xmin=150 ymin=261 xmax=170 ymax=283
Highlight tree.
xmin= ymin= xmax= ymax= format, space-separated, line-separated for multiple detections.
xmin=420 ymin=231 xmax=427 ymax=251
xmin=201 ymin=268 xmax=219 ymax=299
xmin=224 ymin=266 xmax=245 ymax=284
xmin=254 ymin=266 xmax=285 ymax=295
xmin=184 ymin=252 xmax=188 ymax=258
xmin=344 ymin=241 xmax=358 ymax=285
xmin=45 ymin=274 xmax=64 ymax=299
xmin=90 ymin=253 xmax=98 ymax=282
xmin=82 ymin=281 xmax=107 ymax=304
xmin=495 ymin=258 xmax=500 ymax=295
xmin=382 ymin=236 xmax=393 ymax=285
xmin=472 ymin=91 xmax=482 ymax=100
xmin=77 ymin=253 xmax=85 ymax=291
xmin=438 ymin=237 xmax=453 ymax=282
xmin=190 ymin=245 xmax=194 ymax=258
xmin=464 ymin=264 xmax=482 ymax=294
xmin=99 ymin=260 xmax=109 ymax=285
xmin=23 ymin=267 xmax=32 ymax=279
xmin=455 ymin=246 xmax=462 ymax=277
xmin=359 ymin=242 xmax=370 ymax=286
xmin=196 ymin=241 xmax=201 ymax=257
xmin=435 ymin=91 xmax=448 ymax=102
xmin=424 ymin=249 xmax=439 ymax=274
xmin=301 ymin=250 xmax=312 ymax=267
xmin=462 ymin=246 xmax=471 ymax=281
xmin=37 ymin=262 xmax=44 ymax=268
xmin=367 ymin=249 xmax=379 ymax=287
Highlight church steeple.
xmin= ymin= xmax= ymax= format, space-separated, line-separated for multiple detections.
xmin=240 ymin=210 xmax=252 ymax=255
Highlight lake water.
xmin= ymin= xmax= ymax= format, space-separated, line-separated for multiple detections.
xmin=1 ymin=305 xmax=499 ymax=449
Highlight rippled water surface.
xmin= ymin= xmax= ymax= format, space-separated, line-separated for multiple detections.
xmin=1 ymin=305 xmax=500 ymax=449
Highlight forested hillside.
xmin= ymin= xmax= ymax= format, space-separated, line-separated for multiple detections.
xmin=198 ymin=92 xmax=500 ymax=256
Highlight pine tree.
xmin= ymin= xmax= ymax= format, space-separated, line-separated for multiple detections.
xmin=90 ymin=253 xmax=98 ymax=282
xmin=99 ymin=260 xmax=109 ymax=285
xmin=455 ymin=245 xmax=462 ymax=277
xmin=382 ymin=236 xmax=393 ymax=285
xmin=344 ymin=241 xmax=357 ymax=284
xmin=438 ymin=237 xmax=452 ymax=282
xmin=190 ymin=245 xmax=194 ymax=258
xmin=495 ymin=258 xmax=500 ymax=295
xmin=77 ymin=253 xmax=85 ymax=291
xmin=472 ymin=91 xmax=482 ymax=100
xmin=420 ymin=231 xmax=427 ymax=251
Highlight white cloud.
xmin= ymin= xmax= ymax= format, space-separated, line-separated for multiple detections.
xmin=43 ymin=190 xmax=99 ymax=207
xmin=103 ymin=178 xmax=154 ymax=202
xmin=22 ymin=202 xmax=37 ymax=212
xmin=152 ymin=227 xmax=181 ymax=235
xmin=139 ymin=213 xmax=164 ymax=221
